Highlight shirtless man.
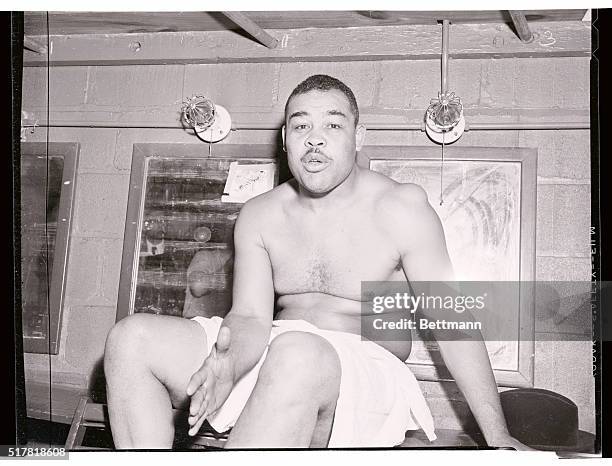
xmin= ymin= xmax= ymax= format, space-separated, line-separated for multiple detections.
xmin=104 ymin=74 xmax=527 ymax=449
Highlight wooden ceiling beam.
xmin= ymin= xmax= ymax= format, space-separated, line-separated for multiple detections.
xmin=25 ymin=10 xmax=590 ymax=35
xmin=23 ymin=21 xmax=589 ymax=67
xmin=508 ymin=11 xmax=534 ymax=43
xmin=221 ymin=11 xmax=278 ymax=49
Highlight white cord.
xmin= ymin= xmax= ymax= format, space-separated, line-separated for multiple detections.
xmin=440 ymin=132 xmax=445 ymax=206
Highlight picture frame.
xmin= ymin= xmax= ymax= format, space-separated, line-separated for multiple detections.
xmin=358 ymin=145 xmax=537 ymax=387
xmin=20 ymin=142 xmax=79 ymax=354
xmin=116 ymin=143 xmax=279 ymax=322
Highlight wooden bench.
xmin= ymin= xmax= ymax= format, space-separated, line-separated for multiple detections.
xmin=65 ymin=397 xmax=485 ymax=450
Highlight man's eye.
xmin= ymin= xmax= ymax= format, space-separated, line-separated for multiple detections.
xmin=294 ymin=124 xmax=309 ymax=130
xmin=329 ymin=123 xmax=342 ymax=129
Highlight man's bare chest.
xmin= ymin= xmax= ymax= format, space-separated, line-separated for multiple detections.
xmin=266 ymin=217 xmax=403 ymax=299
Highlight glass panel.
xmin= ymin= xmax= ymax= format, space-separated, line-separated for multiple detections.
xmin=20 ymin=155 xmax=64 ymax=340
xmin=371 ymin=159 xmax=521 ymax=281
xmin=133 ymin=157 xmax=276 ymax=318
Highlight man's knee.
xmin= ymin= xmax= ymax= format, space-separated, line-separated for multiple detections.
xmin=258 ymin=332 xmax=341 ymax=399
xmin=104 ymin=314 xmax=155 ymax=370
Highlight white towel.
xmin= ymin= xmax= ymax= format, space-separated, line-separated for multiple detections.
xmin=192 ymin=316 xmax=436 ymax=447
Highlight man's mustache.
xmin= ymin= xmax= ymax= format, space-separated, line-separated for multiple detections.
xmin=301 ymin=147 xmax=330 ymax=161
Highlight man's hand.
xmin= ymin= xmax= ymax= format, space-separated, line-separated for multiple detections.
xmin=186 ymin=326 xmax=235 ymax=436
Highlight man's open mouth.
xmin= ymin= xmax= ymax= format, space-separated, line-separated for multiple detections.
xmin=302 ymin=158 xmax=329 ymax=173
xmin=301 ymin=151 xmax=330 ymax=172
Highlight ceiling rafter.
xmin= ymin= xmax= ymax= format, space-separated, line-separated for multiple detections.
xmin=221 ymin=11 xmax=278 ymax=49
xmin=508 ymin=10 xmax=534 ymax=43
xmin=23 ymin=21 xmax=589 ymax=67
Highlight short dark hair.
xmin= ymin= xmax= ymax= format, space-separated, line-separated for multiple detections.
xmin=285 ymin=74 xmax=359 ymax=126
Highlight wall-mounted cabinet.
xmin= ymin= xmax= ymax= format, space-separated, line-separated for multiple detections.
xmin=117 ymin=144 xmax=279 ymax=322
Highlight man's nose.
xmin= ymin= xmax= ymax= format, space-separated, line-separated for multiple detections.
xmin=305 ymin=132 xmax=326 ymax=148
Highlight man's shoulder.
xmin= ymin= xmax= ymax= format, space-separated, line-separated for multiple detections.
xmin=236 ymin=180 xmax=292 ymax=223
xmin=388 ymin=181 xmax=429 ymax=204
xmin=368 ymin=175 xmax=439 ymax=239
xmin=369 ymin=173 xmax=429 ymax=211
xmin=360 ymin=167 xmax=425 ymax=196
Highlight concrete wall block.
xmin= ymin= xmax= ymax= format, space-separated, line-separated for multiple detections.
xmin=362 ymin=130 xmax=417 ymax=147
xmin=22 ymin=66 xmax=89 ymax=110
xmin=519 ymin=130 xmax=590 ymax=179
xmin=72 ymin=173 xmax=130 ymax=237
xmin=479 ymin=59 xmax=515 ymax=107
xmin=514 ymin=59 xmax=556 ymax=108
xmin=113 ymin=127 xmax=208 ymax=170
xmin=378 ymin=61 xmax=439 ymax=110
xmin=553 ymin=184 xmax=591 ymax=257
xmin=220 ymin=129 xmax=280 ymax=146
xmin=519 ymin=131 xmax=555 ymax=177
xmin=554 ymin=57 xmax=590 ymax=109
xmin=536 ymin=257 xmax=591 ymax=281
xmin=64 ymin=305 xmax=116 ymax=373
xmin=534 ymin=340 xmax=554 ymax=388
xmin=22 ymin=67 xmax=47 ymax=109
xmin=63 ymin=237 xmax=105 ymax=304
xmin=555 ymin=130 xmax=590 ymax=179
xmin=64 ymin=237 xmax=124 ymax=307
xmin=276 ymin=62 xmax=378 ymax=111
xmin=447 ymin=59 xmax=481 ymax=108
xmin=99 ymin=238 xmax=124 ymax=307
xmin=88 ymin=65 xmax=184 ymax=108
xmin=61 ymin=128 xmax=118 ymax=173
xmin=536 ymin=184 xmax=554 ymax=255
xmin=21 ymin=126 xmax=118 ymax=173
xmin=184 ymin=63 xmax=275 ymax=110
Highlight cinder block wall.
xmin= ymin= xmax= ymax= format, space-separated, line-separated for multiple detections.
xmin=22 ymin=56 xmax=594 ymax=432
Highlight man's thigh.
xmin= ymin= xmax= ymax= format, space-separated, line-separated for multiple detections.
xmin=107 ymin=313 xmax=210 ymax=407
xmin=225 ymin=330 xmax=340 ymax=447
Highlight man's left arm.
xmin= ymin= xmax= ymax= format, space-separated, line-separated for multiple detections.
xmin=393 ymin=184 xmax=528 ymax=449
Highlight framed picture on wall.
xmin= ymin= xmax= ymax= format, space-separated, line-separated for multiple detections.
xmin=117 ymin=144 xmax=279 ymax=322
xmin=20 ymin=142 xmax=79 ymax=354
xmin=358 ymin=146 xmax=537 ymax=387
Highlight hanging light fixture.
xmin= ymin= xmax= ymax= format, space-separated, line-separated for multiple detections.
xmin=424 ymin=20 xmax=465 ymax=145
xmin=424 ymin=20 xmax=466 ymax=205
xmin=181 ymin=95 xmax=232 ymax=143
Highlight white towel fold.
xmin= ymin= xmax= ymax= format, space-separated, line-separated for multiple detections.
xmin=192 ymin=316 xmax=437 ymax=447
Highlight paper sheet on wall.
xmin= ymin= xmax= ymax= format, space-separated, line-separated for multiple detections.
xmin=221 ymin=162 xmax=276 ymax=203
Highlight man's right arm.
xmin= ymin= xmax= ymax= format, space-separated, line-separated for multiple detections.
xmin=221 ymin=197 xmax=275 ymax=382
xmin=186 ymin=198 xmax=275 ymax=434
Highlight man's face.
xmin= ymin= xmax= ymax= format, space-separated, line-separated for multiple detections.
xmin=283 ymin=89 xmax=366 ymax=195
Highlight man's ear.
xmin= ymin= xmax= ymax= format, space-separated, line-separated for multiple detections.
xmin=355 ymin=124 xmax=367 ymax=152
xmin=281 ymin=125 xmax=286 ymax=151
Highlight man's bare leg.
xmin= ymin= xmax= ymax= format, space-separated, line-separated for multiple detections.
xmin=225 ymin=332 xmax=341 ymax=448
xmin=104 ymin=313 xmax=208 ymax=449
